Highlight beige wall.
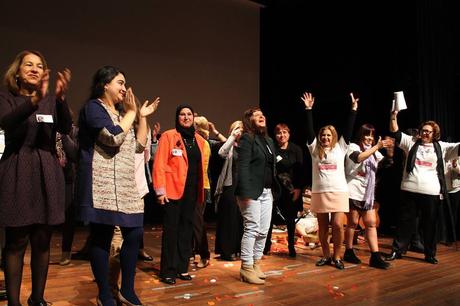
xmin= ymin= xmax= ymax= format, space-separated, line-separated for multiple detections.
xmin=0 ymin=0 xmax=260 ymax=132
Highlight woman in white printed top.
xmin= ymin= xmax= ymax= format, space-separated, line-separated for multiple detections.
xmin=343 ymin=124 xmax=392 ymax=269
xmin=444 ymin=159 xmax=460 ymax=244
xmin=302 ymin=91 xmax=357 ymax=270
xmin=385 ymin=110 xmax=459 ymax=264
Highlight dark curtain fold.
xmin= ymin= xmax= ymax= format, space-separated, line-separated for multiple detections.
xmin=416 ymin=0 xmax=457 ymax=139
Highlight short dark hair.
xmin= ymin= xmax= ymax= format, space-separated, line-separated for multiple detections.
xmin=356 ymin=123 xmax=375 ymax=142
xmin=90 ymin=65 xmax=125 ymax=100
xmin=274 ymin=123 xmax=290 ymax=135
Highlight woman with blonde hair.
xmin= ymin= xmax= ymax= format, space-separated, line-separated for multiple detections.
xmin=215 ymin=120 xmax=244 ymax=261
xmin=190 ymin=115 xmax=212 ymax=268
xmin=302 ymin=92 xmax=357 ymax=270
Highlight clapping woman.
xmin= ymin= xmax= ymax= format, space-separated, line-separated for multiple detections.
xmin=0 ymin=50 xmax=71 ymax=306
xmin=77 ymin=66 xmax=158 ymax=305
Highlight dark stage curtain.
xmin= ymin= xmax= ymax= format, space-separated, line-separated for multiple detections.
xmin=416 ymin=0 xmax=458 ymax=139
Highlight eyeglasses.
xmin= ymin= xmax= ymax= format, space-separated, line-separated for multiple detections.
xmin=421 ymin=129 xmax=433 ymax=134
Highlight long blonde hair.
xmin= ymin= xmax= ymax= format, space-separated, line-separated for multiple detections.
xmin=316 ymin=125 xmax=338 ymax=159
xmin=194 ymin=116 xmax=209 ymax=139
xmin=228 ymin=120 xmax=242 ymax=136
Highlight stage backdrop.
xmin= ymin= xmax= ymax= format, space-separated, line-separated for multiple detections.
xmin=0 ymin=0 xmax=261 ymax=132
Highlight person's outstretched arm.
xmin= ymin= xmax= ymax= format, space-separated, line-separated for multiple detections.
xmin=301 ymin=92 xmax=315 ymax=144
xmin=343 ymin=92 xmax=358 ymax=144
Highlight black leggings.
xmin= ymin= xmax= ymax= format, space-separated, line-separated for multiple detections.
xmin=61 ymin=183 xmax=76 ymax=253
xmin=4 ymin=224 xmax=52 ymax=306
xmin=192 ymin=198 xmax=210 ymax=260
xmin=89 ymin=223 xmax=143 ymax=302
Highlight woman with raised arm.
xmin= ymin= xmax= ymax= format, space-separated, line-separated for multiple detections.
xmin=385 ymin=110 xmax=459 ymax=264
xmin=190 ymin=115 xmax=214 ymax=269
xmin=343 ymin=124 xmax=392 ymax=269
xmin=0 ymin=50 xmax=71 ymax=306
xmin=302 ymin=92 xmax=357 ymax=270
xmin=77 ymin=66 xmax=158 ymax=305
xmin=445 ymin=158 xmax=460 ymax=242
xmin=214 ymin=121 xmax=244 ymax=261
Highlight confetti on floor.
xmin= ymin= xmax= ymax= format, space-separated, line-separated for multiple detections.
xmin=297 ymin=268 xmax=322 ymax=275
xmin=152 ymin=283 xmax=193 ymax=290
xmin=174 ymin=292 xmax=201 ymax=299
xmin=234 ymin=290 xmax=264 ymax=298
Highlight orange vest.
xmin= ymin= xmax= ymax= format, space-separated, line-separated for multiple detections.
xmin=153 ymin=129 xmax=207 ymax=203
xmin=202 ymin=140 xmax=211 ymax=190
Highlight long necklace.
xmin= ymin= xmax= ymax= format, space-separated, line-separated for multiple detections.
xmin=183 ymin=137 xmax=195 ymax=149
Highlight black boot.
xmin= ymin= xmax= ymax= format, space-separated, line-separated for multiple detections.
xmin=27 ymin=296 xmax=51 ymax=306
xmin=288 ymin=245 xmax=296 ymax=258
xmin=424 ymin=256 xmax=438 ymax=264
xmin=343 ymin=248 xmax=361 ymax=264
xmin=369 ymin=252 xmax=390 ymax=269
xmin=384 ymin=250 xmax=402 ymax=261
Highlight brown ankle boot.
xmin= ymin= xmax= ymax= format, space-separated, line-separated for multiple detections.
xmin=253 ymin=259 xmax=266 ymax=279
xmin=240 ymin=263 xmax=265 ymax=284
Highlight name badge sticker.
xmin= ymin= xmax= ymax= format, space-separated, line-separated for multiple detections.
xmin=36 ymin=114 xmax=54 ymax=123
xmin=172 ymin=148 xmax=183 ymax=157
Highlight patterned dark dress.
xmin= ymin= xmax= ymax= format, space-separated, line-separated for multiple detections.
xmin=0 ymin=91 xmax=71 ymax=227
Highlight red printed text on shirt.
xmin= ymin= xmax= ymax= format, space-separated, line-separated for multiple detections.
xmin=318 ymin=164 xmax=337 ymax=171
xmin=415 ymin=159 xmax=433 ymax=167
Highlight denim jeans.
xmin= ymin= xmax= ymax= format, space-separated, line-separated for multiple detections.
xmin=238 ymin=188 xmax=273 ymax=265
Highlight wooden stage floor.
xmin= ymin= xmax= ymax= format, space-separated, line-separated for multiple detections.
xmin=1 ymin=225 xmax=460 ymax=306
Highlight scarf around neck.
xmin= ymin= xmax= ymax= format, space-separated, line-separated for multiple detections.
xmin=362 ymin=144 xmax=378 ymax=209
xmin=175 ymin=104 xmax=195 ymax=139
xmin=406 ymin=139 xmax=447 ymax=195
